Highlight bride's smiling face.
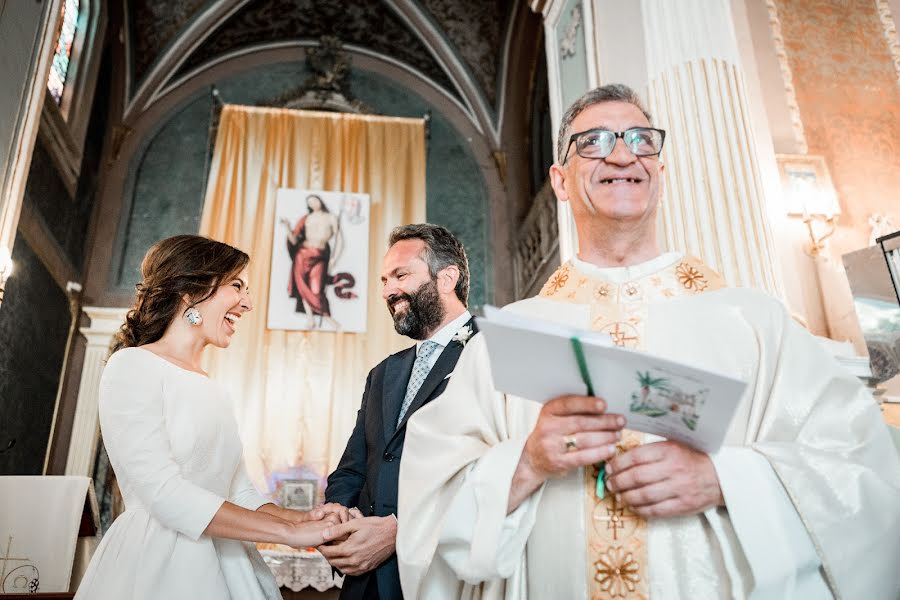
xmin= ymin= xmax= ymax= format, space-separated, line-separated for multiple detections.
xmin=191 ymin=268 xmax=252 ymax=348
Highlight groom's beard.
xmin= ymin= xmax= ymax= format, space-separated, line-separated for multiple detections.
xmin=388 ymin=278 xmax=445 ymax=340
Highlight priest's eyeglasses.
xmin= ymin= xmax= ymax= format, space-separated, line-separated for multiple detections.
xmin=561 ymin=127 xmax=666 ymax=164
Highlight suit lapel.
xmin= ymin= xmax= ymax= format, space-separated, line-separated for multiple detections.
xmin=382 ymin=346 xmax=416 ymax=443
xmin=394 ymin=317 xmax=478 ymax=433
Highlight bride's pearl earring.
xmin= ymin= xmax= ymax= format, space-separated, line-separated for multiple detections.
xmin=184 ymin=306 xmax=203 ymax=326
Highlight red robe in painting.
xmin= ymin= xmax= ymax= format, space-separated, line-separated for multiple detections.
xmin=287 ymin=215 xmax=332 ymax=316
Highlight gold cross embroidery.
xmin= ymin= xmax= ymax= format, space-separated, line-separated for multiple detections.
xmin=593 ymin=496 xmax=638 ymax=541
xmin=607 ymin=323 xmax=638 ymax=347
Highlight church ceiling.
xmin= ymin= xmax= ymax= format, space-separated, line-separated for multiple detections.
xmin=130 ymin=0 xmax=210 ymax=83
xmin=420 ymin=0 xmax=513 ymax=105
xmin=175 ymin=0 xmax=457 ymax=96
xmin=127 ymin=0 xmax=515 ymax=109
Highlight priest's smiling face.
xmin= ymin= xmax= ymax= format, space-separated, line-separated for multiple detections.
xmin=381 ymin=239 xmax=446 ymax=340
xmin=553 ymin=101 xmax=664 ymax=227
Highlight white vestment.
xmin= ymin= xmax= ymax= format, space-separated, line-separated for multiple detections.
xmin=396 ymin=253 xmax=900 ymax=600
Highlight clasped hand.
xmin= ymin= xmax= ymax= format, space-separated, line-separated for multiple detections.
xmin=280 ymin=502 xmax=350 ymax=549
xmin=317 ymin=512 xmax=397 ymax=576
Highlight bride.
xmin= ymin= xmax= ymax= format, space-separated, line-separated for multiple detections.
xmin=75 ymin=235 xmax=342 ymax=599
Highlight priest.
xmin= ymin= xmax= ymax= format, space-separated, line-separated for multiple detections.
xmin=396 ymin=84 xmax=900 ymax=599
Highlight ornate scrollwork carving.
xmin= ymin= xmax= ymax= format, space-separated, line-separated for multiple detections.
xmin=515 ymin=179 xmax=559 ymax=298
xmin=765 ymin=0 xmax=808 ymax=154
xmin=559 ymin=3 xmax=583 ymax=60
xmin=265 ymin=37 xmax=374 ymax=114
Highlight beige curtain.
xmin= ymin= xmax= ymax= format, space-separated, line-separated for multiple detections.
xmin=199 ymin=104 xmax=426 ymax=494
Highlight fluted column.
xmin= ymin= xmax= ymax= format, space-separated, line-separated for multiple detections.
xmin=64 ymin=307 xmax=127 ymax=477
xmin=643 ymin=0 xmax=784 ymax=296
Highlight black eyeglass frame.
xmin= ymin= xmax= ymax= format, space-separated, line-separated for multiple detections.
xmin=561 ymin=127 xmax=667 ymax=164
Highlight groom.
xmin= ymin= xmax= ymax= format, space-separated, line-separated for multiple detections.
xmin=320 ymin=224 xmax=477 ymax=600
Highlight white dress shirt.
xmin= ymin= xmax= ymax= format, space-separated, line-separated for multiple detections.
xmin=415 ymin=310 xmax=472 ymax=370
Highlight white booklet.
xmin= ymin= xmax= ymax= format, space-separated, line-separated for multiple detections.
xmin=475 ymin=306 xmax=747 ymax=453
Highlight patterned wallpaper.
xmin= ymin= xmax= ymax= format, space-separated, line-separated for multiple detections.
xmin=0 ymin=235 xmax=70 ymax=475
xmin=776 ymin=0 xmax=900 ymax=256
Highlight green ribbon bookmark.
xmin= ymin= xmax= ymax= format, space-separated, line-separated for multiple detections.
xmin=570 ymin=337 xmax=606 ymax=500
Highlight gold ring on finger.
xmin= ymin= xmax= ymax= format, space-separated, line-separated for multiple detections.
xmin=563 ymin=434 xmax=578 ymax=452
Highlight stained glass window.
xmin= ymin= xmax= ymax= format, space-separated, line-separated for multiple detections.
xmin=47 ymin=0 xmax=81 ymax=104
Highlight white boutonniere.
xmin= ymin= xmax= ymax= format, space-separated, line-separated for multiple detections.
xmin=451 ymin=324 xmax=474 ymax=347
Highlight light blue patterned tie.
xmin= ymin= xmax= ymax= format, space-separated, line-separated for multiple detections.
xmin=397 ymin=340 xmax=440 ymax=427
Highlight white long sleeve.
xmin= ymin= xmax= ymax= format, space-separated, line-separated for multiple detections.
xmin=99 ymin=351 xmax=225 ymax=541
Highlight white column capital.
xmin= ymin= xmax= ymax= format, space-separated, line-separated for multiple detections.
xmin=80 ymin=306 xmax=128 ymax=346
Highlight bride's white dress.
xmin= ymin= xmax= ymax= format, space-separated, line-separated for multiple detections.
xmin=75 ymin=347 xmax=281 ymax=600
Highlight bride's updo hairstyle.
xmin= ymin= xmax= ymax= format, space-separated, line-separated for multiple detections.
xmin=113 ymin=235 xmax=249 ymax=353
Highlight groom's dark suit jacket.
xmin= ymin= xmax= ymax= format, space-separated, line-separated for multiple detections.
xmin=325 ymin=317 xmax=477 ymax=600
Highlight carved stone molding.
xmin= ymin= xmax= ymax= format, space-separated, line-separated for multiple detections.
xmin=261 ymin=36 xmax=374 ymax=114
xmin=558 ymin=3 xmax=582 ymax=60
xmin=765 ymin=0 xmax=808 ymax=154
xmin=876 ymin=0 xmax=900 ymax=85
xmin=38 ymin=93 xmax=81 ymax=198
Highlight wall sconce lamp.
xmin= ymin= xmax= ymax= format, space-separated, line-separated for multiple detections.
xmin=0 ymin=245 xmax=13 ymax=307
xmin=801 ymin=204 xmax=839 ymax=257
xmin=776 ymin=154 xmax=841 ymax=257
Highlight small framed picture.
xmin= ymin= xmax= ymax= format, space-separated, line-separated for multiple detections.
xmin=280 ymin=479 xmax=317 ymax=511
xmin=775 ymin=154 xmax=839 ymax=216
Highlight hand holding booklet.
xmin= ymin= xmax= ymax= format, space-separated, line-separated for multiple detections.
xmin=475 ymin=306 xmax=747 ymax=453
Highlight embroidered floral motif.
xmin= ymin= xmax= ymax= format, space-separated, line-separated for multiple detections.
xmin=595 ymin=283 xmax=611 ymax=299
xmin=676 ymin=262 xmax=709 ymax=292
xmin=624 ymin=283 xmax=640 ymax=298
xmin=595 ymin=546 xmax=642 ymax=597
xmin=577 ymin=276 xmax=588 ymax=288
xmin=547 ymin=267 xmax=570 ymax=294
xmin=650 ymin=276 xmax=662 ymax=286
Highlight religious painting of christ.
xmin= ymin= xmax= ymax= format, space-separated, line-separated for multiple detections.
xmin=268 ymin=189 xmax=370 ymax=332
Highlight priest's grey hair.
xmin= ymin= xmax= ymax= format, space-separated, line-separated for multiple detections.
xmin=556 ymin=84 xmax=654 ymax=164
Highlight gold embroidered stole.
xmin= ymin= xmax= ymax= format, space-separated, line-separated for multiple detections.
xmin=538 ymin=256 xmax=724 ymax=600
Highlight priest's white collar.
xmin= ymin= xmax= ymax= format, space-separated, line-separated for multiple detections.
xmin=417 ymin=310 xmax=472 ymax=351
xmin=571 ymin=251 xmax=683 ymax=283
